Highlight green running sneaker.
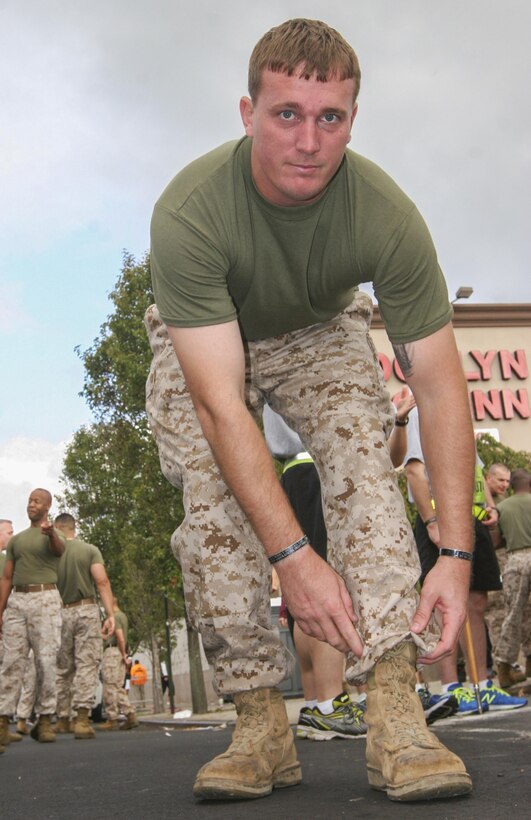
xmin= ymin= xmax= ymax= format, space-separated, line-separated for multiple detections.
xmin=296 ymin=692 xmax=367 ymax=741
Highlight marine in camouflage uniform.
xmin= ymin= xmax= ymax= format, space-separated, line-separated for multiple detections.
xmin=54 ymin=514 xmax=115 ymax=736
xmin=144 ymin=17 xmax=475 ymax=803
xmin=484 ymin=467 xmax=531 ymax=667
xmin=494 ymin=471 xmax=531 ymax=681
xmin=0 ymin=489 xmax=64 ymax=745
xmin=0 ymin=519 xmax=14 ymax=671
xmin=99 ymin=601 xmax=137 ymax=730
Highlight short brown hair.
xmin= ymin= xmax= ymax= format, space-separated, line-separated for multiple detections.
xmin=510 ymin=469 xmax=531 ymax=492
xmin=248 ymin=18 xmax=361 ymax=102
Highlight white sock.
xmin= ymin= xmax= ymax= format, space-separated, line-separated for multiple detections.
xmin=304 ymin=700 xmax=317 ymax=709
xmin=441 ymin=681 xmax=460 ymax=693
xmin=415 ymin=683 xmax=426 ymax=692
xmin=479 ymin=679 xmax=489 ymax=688
xmin=316 ymin=697 xmax=336 ymax=715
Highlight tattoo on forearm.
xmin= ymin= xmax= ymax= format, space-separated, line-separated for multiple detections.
xmin=393 ymin=343 xmax=414 ymax=378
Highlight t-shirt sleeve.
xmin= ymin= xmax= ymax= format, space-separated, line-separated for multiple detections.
xmin=372 ymin=206 xmax=453 ymax=344
xmin=90 ymin=545 xmax=105 ymax=566
xmin=150 ymin=202 xmax=238 ymax=329
xmin=6 ymin=538 xmax=15 ymax=563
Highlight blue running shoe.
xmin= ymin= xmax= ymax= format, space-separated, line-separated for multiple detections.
xmin=447 ymin=684 xmax=487 ymax=715
xmin=417 ymin=687 xmax=458 ymax=724
xmin=480 ymin=680 xmax=528 ymax=711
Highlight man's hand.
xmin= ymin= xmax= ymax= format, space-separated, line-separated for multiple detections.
xmin=40 ymin=519 xmax=54 ymax=536
xmin=411 ymin=557 xmax=470 ymax=663
xmin=426 ymin=520 xmax=440 ymax=546
xmin=393 ymin=386 xmax=416 ymax=422
xmin=482 ymin=506 xmax=498 ymax=528
xmin=101 ymin=615 xmax=115 ymax=639
xmin=276 ymin=547 xmax=363 ymax=656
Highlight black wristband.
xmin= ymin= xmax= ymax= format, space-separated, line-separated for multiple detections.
xmin=269 ymin=535 xmax=309 ymax=565
xmin=394 ymin=417 xmax=409 ymax=427
xmin=423 ymin=515 xmax=438 ymax=526
xmin=439 ymin=548 xmax=473 ymax=562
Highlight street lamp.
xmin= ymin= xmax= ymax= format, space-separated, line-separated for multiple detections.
xmin=451 ymin=286 xmax=474 ymax=304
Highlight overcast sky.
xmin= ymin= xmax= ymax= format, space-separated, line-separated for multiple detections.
xmin=1 ymin=0 xmax=530 ymax=531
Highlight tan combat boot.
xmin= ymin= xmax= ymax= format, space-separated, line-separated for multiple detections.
xmin=55 ymin=716 xmax=73 ymax=734
xmin=0 ymin=714 xmax=22 ymax=745
xmin=0 ymin=715 xmax=9 ymax=753
xmin=74 ymin=708 xmax=96 ymax=739
xmin=119 ymin=712 xmax=139 ymax=731
xmin=365 ymin=642 xmax=472 ymax=802
xmin=30 ymin=714 xmax=56 ymax=743
xmin=16 ymin=718 xmax=31 ymax=735
xmin=193 ymin=687 xmax=302 ymax=800
xmin=497 ymin=662 xmax=526 ymax=689
xmin=97 ymin=719 xmax=119 ymax=731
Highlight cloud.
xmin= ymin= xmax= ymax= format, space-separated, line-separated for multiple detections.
xmin=0 ymin=437 xmax=68 ymax=532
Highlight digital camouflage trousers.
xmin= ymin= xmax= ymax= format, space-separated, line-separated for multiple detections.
xmin=102 ymin=648 xmax=135 ymax=720
xmin=145 ymin=292 xmax=439 ymax=693
xmin=494 ymin=547 xmax=531 ymax=665
xmin=56 ymin=603 xmax=103 ymax=716
xmin=0 ymin=589 xmax=61 ymax=716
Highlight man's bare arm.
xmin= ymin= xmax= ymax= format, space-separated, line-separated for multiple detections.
xmin=395 ymin=322 xmax=475 ymax=662
xmin=91 ymin=563 xmax=115 ymax=637
xmin=114 ymin=628 xmax=127 ymax=663
xmin=0 ymin=560 xmax=14 ymax=632
xmin=40 ymin=522 xmax=66 ymax=556
xmin=404 ymin=459 xmax=440 ymax=545
xmin=167 ymin=320 xmax=362 ymax=655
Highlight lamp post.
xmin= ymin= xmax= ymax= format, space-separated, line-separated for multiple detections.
xmin=451 ymin=286 xmax=474 ymax=304
xmin=164 ymin=594 xmax=176 ymax=715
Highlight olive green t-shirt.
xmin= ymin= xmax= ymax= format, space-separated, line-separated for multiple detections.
xmin=57 ymin=538 xmax=104 ymax=604
xmin=497 ymin=494 xmax=531 ymax=551
xmin=151 ymin=137 xmax=452 ymax=343
xmin=105 ymin=609 xmax=128 ymax=649
xmin=6 ymin=526 xmax=63 ymax=585
xmin=0 ymin=550 xmax=6 ymax=577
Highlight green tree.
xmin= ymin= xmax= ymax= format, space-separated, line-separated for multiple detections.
xmin=476 ymin=433 xmax=531 ymax=476
xmin=58 ymin=253 xmax=185 ymax=682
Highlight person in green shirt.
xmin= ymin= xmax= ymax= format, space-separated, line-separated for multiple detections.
xmin=97 ymin=597 xmax=138 ymax=731
xmin=54 ymin=513 xmax=115 ymax=739
xmin=495 ymin=470 xmax=531 ymax=687
xmin=0 ymin=489 xmax=64 ymax=747
xmin=146 ymin=18 xmax=474 ymax=803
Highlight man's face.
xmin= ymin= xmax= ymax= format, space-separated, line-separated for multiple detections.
xmin=0 ymin=521 xmax=13 ymax=550
xmin=487 ymin=467 xmax=511 ymax=498
xmin=240 ymin=68 xmax=357 ymax=207
xmin=27 ymin=491 xmax=50 ymax=524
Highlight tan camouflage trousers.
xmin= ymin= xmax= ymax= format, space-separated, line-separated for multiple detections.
xmin=494 ymin=548 xmax=531 ymax=665
xmin=16 ymin=651 xmax=37 ymax=719
xmin=0 ymin=589 xmax=61 ymax=716
xmin=145 ymin=292 xmax=438 ymax=693
xmin=102 ymin=648 xmax=135 ymax=720
xmin=485 ymin=549 xmax=531 ymax=659
xmin=56 ymin=604 xmax=103 ymax=716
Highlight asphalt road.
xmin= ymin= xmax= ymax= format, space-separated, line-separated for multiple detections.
xmin=2 ymin=707 xmax=530 ymax=820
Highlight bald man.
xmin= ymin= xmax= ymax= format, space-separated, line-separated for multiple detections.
xmin=0 ymin=489 xmax=65 ymax=748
